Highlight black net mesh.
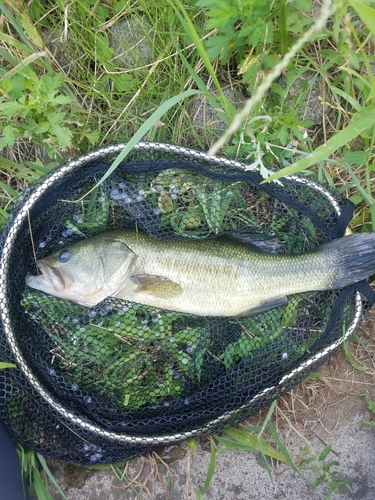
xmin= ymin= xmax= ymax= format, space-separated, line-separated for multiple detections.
xmin=0 ymin=143 xmax=374 ymax=464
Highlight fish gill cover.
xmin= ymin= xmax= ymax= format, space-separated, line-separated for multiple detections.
xmin=0 ymin=143 xmax=373 ymax=464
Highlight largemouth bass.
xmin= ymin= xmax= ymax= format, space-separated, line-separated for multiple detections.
xmin=25 ymin=230 xmax=375 ymax=317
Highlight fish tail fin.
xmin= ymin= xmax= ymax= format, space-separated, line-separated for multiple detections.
xmin=325 ymin=232 xmax=375 ymax=289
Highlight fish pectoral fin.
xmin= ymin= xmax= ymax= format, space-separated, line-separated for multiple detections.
xmin=131 ymin=274 xmax=182 ymax=298
xmin=237 ymin=296 xmax=288 ymax=317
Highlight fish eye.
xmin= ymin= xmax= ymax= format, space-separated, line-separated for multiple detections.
xmin=58 ymin=250 xmax=72 ymax=263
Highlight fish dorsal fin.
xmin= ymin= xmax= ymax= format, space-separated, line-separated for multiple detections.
xmin=131 ymin=274 xmax=182 ymax=298
xmin=227 ymin=231 xmax=286 ymax=254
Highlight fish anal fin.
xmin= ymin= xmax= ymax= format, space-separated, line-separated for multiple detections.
xmin=237 ymin=296 xmax=288 ymax=317
xmin=131 ymin=274 xmax=182 ymax=298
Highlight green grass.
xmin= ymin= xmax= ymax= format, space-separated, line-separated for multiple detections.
xmin=361 ymin=394 xmax=375 ymax=429
xmin=1 ymin=0 xmax=375 ymax=498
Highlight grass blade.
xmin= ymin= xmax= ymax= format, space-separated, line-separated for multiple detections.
xmin=110 ymin=465 xmax=144 ymax=499
xmin=36 ymin=453 xmax=68 ymax=500
xmin=342 ymin=341 xmax=367 ymax=371
xmin=32 ymin=473 xmax=52 ymax=500
xmin=257 ymin=435 xmax=274 ymax=482
xmin=84 ymin=89 xmax=201 ymax=196
xmin=170 ymin=30 xmax=230 ymax=125
xmin=201 ymin=438 xmax=216 ymax=494
xmin=351 ymin=0 xmax=375 ymax=36
xmin=24 ymin=161 xmax=58 ymax=175
xmin=2 ymin=51 xmax=48 ymax=79
xmin=224 ymin=428 xmax=288 ymax=462
xmin=279 ymin=0 xmax=288 ymax=55
xmin=329 ymin=86 xmax=362 ymax=112
xmin=0 ymin=180 xmax=19 ymax=198
xmin=0 ymin=361 xmax=16 ymax=369
xmin=365 ymin=394 xmax=375 ymax=414
xmin=193 ymin=490 xmax=206 ymax=500
xmin=214 ymin=435 xmax=257 ymax=451
xmin=168 ymin=0 xmax=236 ymax=121
xmin=0 ymin=3 xmax=35 ymax=51
xmin=259 ymin=400 xmax=277 ymax=435
xmin=264 ymin=105 xmax=375 ymax=182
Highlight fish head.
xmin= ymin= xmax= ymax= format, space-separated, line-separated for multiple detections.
xmin=25 ymin=235 xmax=136 ymax=306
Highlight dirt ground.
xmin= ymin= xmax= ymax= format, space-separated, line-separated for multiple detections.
xmin=46 ymin=311 xmax=375 ymax=500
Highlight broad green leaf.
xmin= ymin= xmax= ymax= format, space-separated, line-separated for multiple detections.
xmin=264 ymin=106 xmax=375 ymax=182
xmin=93 ymin=3 xmax=109 ymax=22
xmin=48 ymin=112 xmax=66 ymax=126
xmin=242 ymin=19 xmax=273 ymax=47
xmin=1 ymin=125 xmax=17 ymax=147
xmin=95 ymin=34 xmax=113 ymax=59
xmin=206 ymin=34 xmax=237 ymax=63
xmin=318 ymin=446 xmax=332 ymax=462
xmin=0 ymin=100 xmax=24 ymax=116
xmin=112 ymin=73 xmax=135 ymax=93
xmin=342 ymin=151 xmax=370 ymax=164
xmin=34 ymin=121 xmax=51 ymax=135
xmin=51 ymin=95 xmax=72 ymax=106
xmin=0 ymin=75 xmax=25 ymax=99
xmin=203 ymin=3 xmax=238 ymax=29
xmin=50 ymin=124 xmax=72 ymax=147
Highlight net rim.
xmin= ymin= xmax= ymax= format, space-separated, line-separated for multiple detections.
xmin=0 ymin=142 xmax=362 ymax=444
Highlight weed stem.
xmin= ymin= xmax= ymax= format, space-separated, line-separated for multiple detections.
xmin=208 ymin=0 xmax=337 ymax=156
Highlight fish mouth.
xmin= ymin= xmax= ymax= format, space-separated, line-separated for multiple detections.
xmin=26 ymin=263 xmax=69 ymax=292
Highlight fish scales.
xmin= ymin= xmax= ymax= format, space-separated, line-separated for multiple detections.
xmin=115 ymin=232 xmax=329 ymax=313
xmin=25 ymin=229 xmax=375 ymax=317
